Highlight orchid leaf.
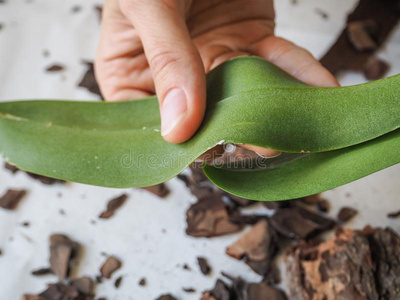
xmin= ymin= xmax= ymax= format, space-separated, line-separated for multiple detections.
xmin=0 ymin=57 xmax=399 ymax=200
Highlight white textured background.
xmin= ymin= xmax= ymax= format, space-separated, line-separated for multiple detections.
xmin=0 ymin=0 xmax=399 ymax=299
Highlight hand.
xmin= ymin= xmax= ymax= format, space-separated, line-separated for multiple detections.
xmin=96 ymin=0 xmax=338 ymax=155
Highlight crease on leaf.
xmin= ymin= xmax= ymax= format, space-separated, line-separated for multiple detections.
xmin=0 ymin=112 xmax=28 ymax=122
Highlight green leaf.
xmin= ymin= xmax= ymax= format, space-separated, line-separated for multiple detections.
xmin=0 ymin=56 xmax=399 ymax=200
xmin=203 ymin=129 xmax=400 ymax=201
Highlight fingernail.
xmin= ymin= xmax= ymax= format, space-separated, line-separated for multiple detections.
xmin=161 ymin=88 xmax=188 ymax=137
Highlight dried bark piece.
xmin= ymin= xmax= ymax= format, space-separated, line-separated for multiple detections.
xmin=223 ymin=273 xmax=287 ymax=300
xmin=201 ymin=279 xmax=232 ymax=300
xmin=337 ymin=206 xmax=358 ymax=222
xmin=320 ymin=0 xmax=400 ymax=75
xmin=70 ymin=276 xmax=94 ymax=295
xmin=226 ymin=219 xmax=278 ymax=276
xmin=229 ymin=214 xmax=267 ymax=226
xmin=4 ymin=162 xmax=19 ymax=173
xmin=99 ymin=194 xmax=128 ymax=219
xmin=114 ymin=276 xmax=123 ymax=288
xmin=46 ymin=64 xmax=65 ymax=72
xmin=21 ymin=295 xmax=42 ymax=300
xmin=78 ymin=61 xmax=103 ymax=99
xmin=387 ymin=210 xmax=400 ymax=218
xmin=270 ymin=206 xmax=335 ymax=240
xmin=316 ymin=199 xmax=330 ymax=213
xmin=189 ymin=163 xmax=211 ymax=183
xmin=264 ymin=200 xmax=293 ymax=210
xmin=177 ymin=173 xmax=215 ymax=199
xmin=347 ymin=20 xmax=378 ymax=51
xmin=183 ymin=288 xmax=196 ymax=293
xmin=363 ymin=58 xmax=390 ymax=80
xmin=300 ymin=194 xmax=321 ymax=205
xmin=186 ymin=194 xmax=242 ymax=238
xmin=49 ymin=234 xmax=80 ymax=281
xmin=0 ymin=189 xmax=26 ymax=210
xmin=138 ymin=277 xmax=147 ymax=286
xmin=142 ymin=183 xmax=170 ymax=198
xmin=286 ymin=229 xmax=378 ymax=300
xmin=246 ymin=282 xmax=287 ymax=300
xmin=364 ymin=226 xmax=400 ymax=299
xmin=155 ymin=295 xmax=178 ymax=300
xmin=4 ymin=163 xmax=64 ymax=184
xmin=177 ymin=164 xmax=217 ymax=200
xmin=31 ymin=267 xmax=53 ymax=276
xmin=100 ymin=256 xmax=122 ymax=279
xmin=26 ymin=172 xmax=65 ymax=185
xmin=197 ymin=257 xmax=212 ymax=275
xmin=39 ymin=283 xmax=80 ymax=299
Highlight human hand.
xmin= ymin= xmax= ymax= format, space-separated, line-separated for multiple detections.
xmin=96 ymin=0 xmax=338 ymax=156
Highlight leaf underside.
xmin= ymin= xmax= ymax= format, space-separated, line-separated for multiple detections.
xmin=0 ymin=57 xmax=399 ymax=200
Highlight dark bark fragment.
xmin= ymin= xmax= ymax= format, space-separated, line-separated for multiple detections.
xmin=138 ymin=277 xmax=147 ymax=286
xmin=142 ymin=183 xmax=170 ymax=198
xmin=186 ymin=193 xmax=242 ymax=238
xmin=363 ymin=58 xmax=390 ymax=80
xmin=226 ymin=219 xmax=278 ymax=276
xmin=364 ymin=226 xmax=400 ymax=299
xmin=100 ymin=256 xmax=122 ymax=279
xmin=270 ymin=206 xmax=335 ymax=240
xmin=78 ymin=61 xmax=103 ymax=99
xmin=46 ymin=64 xmax=64 ymax=72
xmin=320 ymin=0 xmax=400 ymax=76
xmin=337 ymin=206 xmax=358 ymax=223
xmin=316 ymin=200 xmax=330 ymax=213
xmin=114 ymin=276 xmax=123 ymax=288
xmin=223 ymin=273 xmax=287 ymax=300
xmin=155 ymin=295 xmax=178 ymax=300
xmin=347 ymin=20 xmax=378 ymax=51
xmin=99 ymin=194 xmax=128 ymax=219
xmin=387 ymin=210 xmax=400 ymax=218
xmin=0 ymin=189 xmax=27 ymax=210
xmin=26 ymin=172 xmax=65 ymax=185
xmin=49 ymin=234 xmax=80 ymax=281
xmin=70 ymin=276 xmax=94 ymax=295
xmin=197 ymin=257 xmax=212 ymax=275
xmin=31 ymin=267 xmax=53 ymax=276
xmin=286 ymin=229 xmax=378 ymax=300
xmin=4 ymin=162 xmax=19 ymax=173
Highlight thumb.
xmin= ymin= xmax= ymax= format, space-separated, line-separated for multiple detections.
xmin=120 ymin=0 xmax=206 ymax=143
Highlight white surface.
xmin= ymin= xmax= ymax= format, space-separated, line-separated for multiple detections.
xmin=0 ymin=0 xmax=399 ymax=299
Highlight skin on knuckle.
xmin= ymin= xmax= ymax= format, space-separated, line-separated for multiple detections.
xmin=160 ymin=0 xmax=180 ymax=11
xmin=119 ymin=0 xmax=183 ymax=14
xmin=148 ymin=50 xmax=182 ymax=82
xmin=268 ymin=41 xmax=295 ymax=64
xmin=118 ymin=0 xmax=147 ymax=13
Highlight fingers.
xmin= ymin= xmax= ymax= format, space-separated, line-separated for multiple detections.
xmin=239 ymin=144 xmax=281 ymax=158
xmin=252 ymin=36 xmax=339 ymax=87
xmin=120 ymin=0 xmax=206 ymax=144
xmin=95 ymin=0 xmax=155 ymax=101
